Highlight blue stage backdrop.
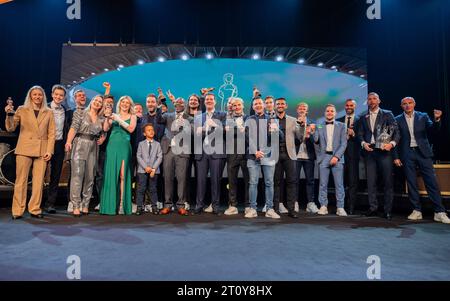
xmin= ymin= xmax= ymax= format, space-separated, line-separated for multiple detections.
xmin=69 ymin=58 xmax=367 ymax=121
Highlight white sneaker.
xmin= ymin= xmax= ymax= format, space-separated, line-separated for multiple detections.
xmin=317 ymin=206 xmax=328 ymax=215
xmin=204 ymin=204 xmax=213 ymax=213
xmin=144 ymin=204 xmax=152 ymax=213
xmin=306 ymin=202 xmax=319 ymax=214
xmin=67 ymin=202 xmax=73 ymax=213
xmin=279 ymin=203 xmax=289 ymax=214
xmin=94 ymin=204 xmax=100 ymax=211
xmin=244 ymin=207 xmax=251 ymax=215
xmin=408 ymin=210 xmax=423 ymax=221
xmin=157 ymin=201 xmax=163 ymax=210
xmin=224 ymin=206 xmax=238 ymax=215
xmin=434 ymin=212 xmax=450 ymax=224
xmin=184 ymin=202 xmax=190 ymax=211
xmin=245 ymin=208 xmax=258 ymax=218
xmin=294 ymin=202 xmax=299 ymax=213
xmin=336 ymin=208 xmax=348 ymax=217
xmin=132 ymin=203 xmax=137 ymax=214
xmin=265 ymin=208 xmax=281 ymax=219
xmin=262 ymin=205 xmax=267 ymax=213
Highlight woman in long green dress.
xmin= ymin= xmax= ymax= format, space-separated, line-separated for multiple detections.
xmin=100 ymin=96 xmax=137 ymax=215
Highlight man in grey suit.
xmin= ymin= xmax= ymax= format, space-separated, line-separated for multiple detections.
xmin=157 ymin=98 xmax=193 ymax=216
xmin=312 ymin=104 xmax=348 ymax=216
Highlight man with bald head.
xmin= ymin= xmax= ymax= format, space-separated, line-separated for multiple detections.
xmin=393 ymin=97 xmax=449 ymax=224
xmin=357 ymin=92 xmax=399 ymax=220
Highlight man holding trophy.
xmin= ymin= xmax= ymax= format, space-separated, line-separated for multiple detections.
xmin=358 ymin=92 xmax=400 ymax=220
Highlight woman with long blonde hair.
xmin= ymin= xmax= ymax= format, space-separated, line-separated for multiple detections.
xmin=100 ymin=95 xmax=137 ymax=215
xmin=65 ymin=95 xmax=106 ymax=216
xmin=4 ymin=86 xmax=55 ymax=219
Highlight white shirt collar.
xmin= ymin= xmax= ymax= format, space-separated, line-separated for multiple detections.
xmin=369 ymin=108 xmax=380 ymax=115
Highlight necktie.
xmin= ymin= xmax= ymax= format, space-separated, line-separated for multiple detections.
xmin=347 ymin=116 xmax=351 ymax=128
xmin=148 ymin=141 xmax=152 ymax=156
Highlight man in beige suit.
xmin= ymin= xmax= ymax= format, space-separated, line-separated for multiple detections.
xmin=5 ymin=85 xmax=55 ymax=219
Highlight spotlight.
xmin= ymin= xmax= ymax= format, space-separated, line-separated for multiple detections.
xmin=331 ymin=65 xmax=337 ymax=69
xmin=72 ymin=80 xmax=77 ymax=84
xmin=275 ymin=55 xmax=283 ymax=62
xmin=206 ymin=53 xmax=213 ymax=59
xmin=104 ymin=68 xmax=109 ymax=72
xmin=317 ymin=62 xmax=324 ymax=67
xmin=349 ymin=70 xmax=354 ymax=74
xmin=67 ymin=84 xmax=72 ymax=88
xmin=118 ymin=64 xmax=124 ymax=68
xmin=297 ymin=58 xmax=305 ymax=64
xmin=252 ymin=53 xmax=260 ymax=60
xmin=91 ymin=72 xmax=96 ymax=76
xmin=360 ymin=74 xmax=365 ymax=78
xmin=158 ymin=56 xmax=166 ymax=62
xmin=137 ymin=59 xmax=145 ymax=65
xmin=181 ymin=54 xmax=189 ymax=61
xmin=80 ymin=76 xmax=85 ymax=80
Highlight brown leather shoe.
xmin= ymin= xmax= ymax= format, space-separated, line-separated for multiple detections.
xmin=178 ymin=208 xmax=189 ymax=216
xmin=160 ymin=207 xmax=171 ymax=215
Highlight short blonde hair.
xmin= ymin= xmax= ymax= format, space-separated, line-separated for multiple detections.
xmin=116 ymin=95 xmax=136 ymax=114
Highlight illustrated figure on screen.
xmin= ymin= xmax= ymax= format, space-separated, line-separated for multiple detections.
xmin=218 ymin=73 xmax=238 ymax=111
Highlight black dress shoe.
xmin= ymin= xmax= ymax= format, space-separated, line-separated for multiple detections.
xmin=384 ymin=212 xmax=392 ymax=220
xmin=288 ymin=212 xmax=299 ymax=218
xmin=213 ymin=210 xmax=222 ymax=216
xmin=30 ymin=213 xmax=44 ymax=219
xmin=192 ymin=209 xmax=203 ymax=215
xmin=135 ymin=207 xmax=143 ymax=216
xmin=12 ymin=215 xmax=22 ymax=220
xmin=45 ymin=207 xmax=57 ymax=214
xmin=365 ymin=209 xmax=378 ymax=217
xmin=152 ymin=209 xmax=160 ymax=215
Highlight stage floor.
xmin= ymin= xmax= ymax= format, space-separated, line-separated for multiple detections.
xmin=1 ymin=207 xmax=449 ymax=281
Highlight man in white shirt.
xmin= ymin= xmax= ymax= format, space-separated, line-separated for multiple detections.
xmin=393 ymin=97 xmax=449 ymax=224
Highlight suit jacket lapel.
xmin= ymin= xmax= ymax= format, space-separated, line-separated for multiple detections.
xmin=413 ymin=112 xmax=419 ymax=139
xmin=37 ymin=109 xmax=47 ymax=127
xmin=26 ymin=107 xmax=40 ymax=133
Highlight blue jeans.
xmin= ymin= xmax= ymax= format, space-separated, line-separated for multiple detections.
xmin=247 ymin=159 xmax=275 ymax=210
xmin=318 ymin=155 xmax=345 ymax=208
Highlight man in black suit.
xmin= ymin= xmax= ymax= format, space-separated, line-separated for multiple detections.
xmin=193 ymin=93 xmax=227 ymax=215
xmin=337 ymin=99 xmax=361 ymax=215
xmin=43 ymin=85 xmax=74 ymax=213
xmin=393 ymin=97 xmax=449 ymax=223
xmin=357 ymin=92 xmax=400 ymax=220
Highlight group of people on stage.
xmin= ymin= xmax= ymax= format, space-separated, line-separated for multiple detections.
xmin=4 ymin=83 xmax=450 ymax=224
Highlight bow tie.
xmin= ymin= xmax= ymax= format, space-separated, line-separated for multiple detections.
xmin=325 ymin=121 xmax=334 ymax=125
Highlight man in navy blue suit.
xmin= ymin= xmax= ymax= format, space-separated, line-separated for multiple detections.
xmin=393 ymin=97 xmax=449 ymax=224
xmin=193 ymin=93 xmax=227 ymax=215
xmin=357 ymin=92 xmax=400 ymax=220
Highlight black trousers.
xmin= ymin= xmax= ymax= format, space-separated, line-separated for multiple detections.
xmin=344 ymin=152 xmax=359 ymax=211
xmin=195 ymin=155 xmax=225 ymax=212
xmin=274 ymin=150 xmax=298 ymax=212
xmin=296 ymin=159 xmax=315 ymax=205
xmin=227 ymin=154 xmax=249 ymax=207
xmin=44 ymin=140 xmax=65 ymax=208
xmin=136 ymin=173 xmax=158 ymax=209
xmin=365 ymin=150 xmax=394 ymax=213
